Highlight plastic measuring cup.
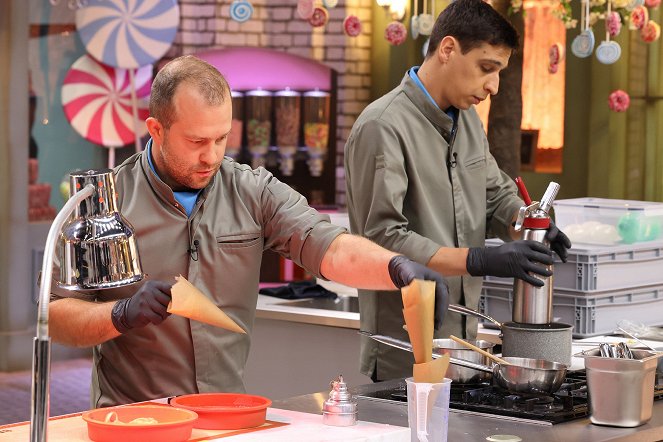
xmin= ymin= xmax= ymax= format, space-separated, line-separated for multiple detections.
xmin=406 ymin=377 xmax=452 ymax=442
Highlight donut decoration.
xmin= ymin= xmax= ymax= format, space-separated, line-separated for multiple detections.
xmin=646 ymin=0 xmax=661 ymax=7
xmin=343 ymin=15 xmax=362 ymax=37
xmin=607 ymin=11 xmax=622 ymax=37
xmin=548 ymin=43 xmax=565 ymax=74
xmin=630 ymin=5 xmax=649 ymax=30
xmin=309 ymin=6 xmax=329 ymax=28
xmin=608 ymin=89 xmax=630 ymax=112
xmin=323 ymin=0 xmax=338 ymax=8
xmin=641 ymin=20 xmax=661 ymax=42
xmin=385 ymin=21 xmax=407 ymax=46
xmin=297 ymin=0 xmax=314 ymax=20
xmin=230 ymin=0 xmax=254 ymax=23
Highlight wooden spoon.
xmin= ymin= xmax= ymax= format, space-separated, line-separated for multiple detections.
xmin=449 ymin=335 xmax=512 ymax=366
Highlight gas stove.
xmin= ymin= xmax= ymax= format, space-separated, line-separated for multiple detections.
xmin=356 ymin=371 xmax=663 ymax=425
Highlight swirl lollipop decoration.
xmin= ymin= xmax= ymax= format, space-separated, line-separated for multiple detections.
xmin=76 ymin=0 xmax=179 ymax=70
xmin=76 ymin=0 xmax=179 ymax=156
xmin=62 ymin=54 xmax=152 ymax=167
xmin=230 ymin=0 xmax=254 ymax=23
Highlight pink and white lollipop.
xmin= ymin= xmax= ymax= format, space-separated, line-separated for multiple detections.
xmin=62 ymin=54 xmax=151 ymax=148
xmin=343 ymin=15 xmax=362 ymax=37
xmin=608 ymin=89 xmax=630 ymax=112
xmin=385 ymin=21 xmax=407 ymax=46
xmin=297 ymin=0 xmax=314 ymax=20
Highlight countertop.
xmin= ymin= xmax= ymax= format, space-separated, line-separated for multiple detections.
xmin=274 ymin=378 xmax=663 ymax=442
xmin=256 ymin=293 xmax=359 ymax=329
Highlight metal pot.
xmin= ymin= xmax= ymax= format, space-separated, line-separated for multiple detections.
xmin=433 ymin=339 xmax=494 ymax=383
xmin=489 ymin=356 xmax=567 ymax=395
xmin=361 ymin=332 xmax=567 ymax=395
xmin=448 ymin=304 xmax=573 ymax=366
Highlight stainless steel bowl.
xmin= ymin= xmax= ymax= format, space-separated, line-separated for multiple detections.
xmin=433 ymin=339 xmax=495 ymax=383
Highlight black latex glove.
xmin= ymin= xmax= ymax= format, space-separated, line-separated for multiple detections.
xmin=388 ymin=255 xmax=450 ymax=330
xmin=546 ymin=220 xmax=572 ymax=263
xmin=111 ymin=280 xmax=172 ymax=333
xmin=466 ymin=240 xmax=553 ymax=287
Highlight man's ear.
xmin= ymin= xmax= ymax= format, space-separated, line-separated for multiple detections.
xmin=146 ymin=117 xmax=164 ymax=144
xmin=437 ymin=36 xmax=457 ymax=64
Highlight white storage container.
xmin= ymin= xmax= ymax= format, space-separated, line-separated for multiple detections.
xmin=552 ymin=198 xmax=663 ymax=246
xmin=480 ymin=281 xmax=663 ymax=338
xmin=484 ymin=239 xmax=663 ymax=292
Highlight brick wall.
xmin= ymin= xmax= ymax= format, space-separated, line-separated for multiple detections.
xmin=168 ymin=0 xmax=375 ymax=207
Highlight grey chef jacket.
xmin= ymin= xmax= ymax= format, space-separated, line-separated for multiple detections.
xmin=50 ymin=149 xmax=345 ymax=407
xmin=344 ymin=72 xmax=523 ymax=380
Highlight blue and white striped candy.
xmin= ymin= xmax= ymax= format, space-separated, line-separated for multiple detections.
xmin=230 ymin=0 xmax=254 ymax=23
xmin=76 ymin=0 xmax=179 ymax=69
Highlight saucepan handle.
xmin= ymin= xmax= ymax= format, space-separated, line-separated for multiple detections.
xmin=448 ymin=303 xmax=503 ymax=329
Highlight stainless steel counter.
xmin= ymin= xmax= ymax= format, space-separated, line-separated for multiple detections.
xmin=273 ymin=378 xmax=663 ymax=442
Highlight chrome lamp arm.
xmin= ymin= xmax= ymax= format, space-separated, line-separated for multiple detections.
xmin=30 ymin=183 xmax=94 ymax=442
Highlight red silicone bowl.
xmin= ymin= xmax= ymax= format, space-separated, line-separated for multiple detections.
xmin=170 ymin=393 xmax=272 ymax=430
xmin=81 ymin=405 xmax=198 ymax=442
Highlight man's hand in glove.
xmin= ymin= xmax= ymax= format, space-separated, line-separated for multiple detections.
xmin=466 ymin=241 xmax=553 ymax=287
xmin=111 ymin=280 xmax=173 ymax=333
xmin=388 ymin=255 xmax=450 ymax=330
xmin=546 ymin=220 xmax=572 ymax=262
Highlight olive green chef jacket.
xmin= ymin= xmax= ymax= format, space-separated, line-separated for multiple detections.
xmin=344 ymin=73 xmax=523 ymax=380
xmin=50 ymin=150 xmax=345 ymax=407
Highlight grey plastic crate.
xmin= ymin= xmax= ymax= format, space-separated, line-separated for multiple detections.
xmin=483 ymin=238 xmax=663 ymax=292
xmin=480 ymin=281 xmax=663 ymax=338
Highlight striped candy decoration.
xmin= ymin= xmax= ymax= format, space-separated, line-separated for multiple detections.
xmin=62 ymin=54 xmax=152 ymax=147
xmin=76 ymin=0 xmax=179 ymax=69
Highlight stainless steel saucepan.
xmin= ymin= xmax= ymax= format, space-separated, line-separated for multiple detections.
xmin=361 ymin=331 xmax=568 ymax=395
xmin=448 ymin=303 xmax=573 ymax=366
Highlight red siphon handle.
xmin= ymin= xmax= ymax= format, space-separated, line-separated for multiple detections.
xmin=515 ymin=176 xmax=532 ymax=206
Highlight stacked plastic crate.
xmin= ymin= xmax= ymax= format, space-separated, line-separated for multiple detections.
xmin=481 ymin=198 xmax=663 ymax=338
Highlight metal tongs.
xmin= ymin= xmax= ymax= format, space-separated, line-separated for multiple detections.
xmin=599 ymin=342 xmax=634 ymax=359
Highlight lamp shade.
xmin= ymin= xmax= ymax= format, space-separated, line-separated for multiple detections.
xmin=57 ymin=169 xmax=143 ymax=290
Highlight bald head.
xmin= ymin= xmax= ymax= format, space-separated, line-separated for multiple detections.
xmin=150 ymin=55 xmax=230 ymax=129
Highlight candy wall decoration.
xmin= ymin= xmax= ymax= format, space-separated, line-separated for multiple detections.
xmin=608 ymin=89 xmax=630 ymax=112
xmin=309 ymin=6 xmax=329 ymax=27
xmin=385 ymin=21 xmax=407 ymax=46
xmin=76 ymin=0 xmax=179 ymax=70
xmin=343 ymin=15 xmax=362 ymax=37
xmin=230 ymin=0 xmax=254 ymax=23
xmin=297 ymin=0 xmax=314 ymax=20
xmin=62 ymin=54 xmax=152 ymax=167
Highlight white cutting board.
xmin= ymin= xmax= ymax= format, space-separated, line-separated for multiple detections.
xmin=219 ymin=408 xmax=410 ymax=441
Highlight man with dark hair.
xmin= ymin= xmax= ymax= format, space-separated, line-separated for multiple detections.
xmin=48 ymin=55 xmax=450 ymax=407
xmin=345 ymin=0 xmax=571 ymax=381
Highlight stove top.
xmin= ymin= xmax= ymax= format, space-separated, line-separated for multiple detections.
xmin=357 ymin=371 xmax=663 ymax=425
